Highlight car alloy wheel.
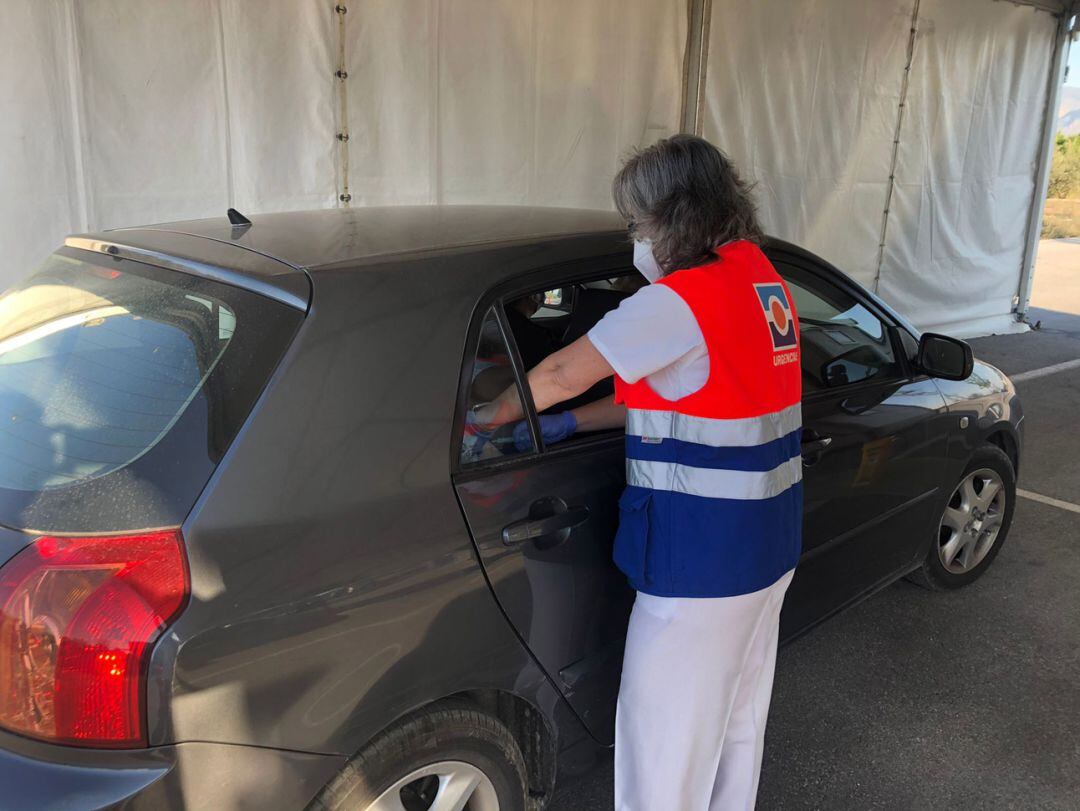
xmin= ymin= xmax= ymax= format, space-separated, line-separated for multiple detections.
xmin=937 ymin=467 xmax=1006 ymax=575
xmin=366 ymin=761 xmax=500 ymax=811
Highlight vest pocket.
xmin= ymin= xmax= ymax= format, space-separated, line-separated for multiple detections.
xmin=613 ymin=486 xmax=652 ymax=585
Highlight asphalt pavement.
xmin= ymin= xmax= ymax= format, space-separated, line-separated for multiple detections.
xmin=549 ymin=240 xmax=1080 ymax=810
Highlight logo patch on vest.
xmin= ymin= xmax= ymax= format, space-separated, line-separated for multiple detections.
xmin=753 ymin=283 xmax=797 ymax=351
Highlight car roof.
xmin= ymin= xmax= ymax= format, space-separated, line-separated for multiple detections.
xmin=68 ymin=205 xmax=846 ymax=321
xmin=107 ymin=205 xmax=627 ymax=271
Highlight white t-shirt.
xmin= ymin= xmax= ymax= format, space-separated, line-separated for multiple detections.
xmin=587 ymin=284 xmax=708 ymax=400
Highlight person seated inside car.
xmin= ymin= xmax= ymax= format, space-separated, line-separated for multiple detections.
xmin=505 ymin=292 xmax=560 ymax=371
xmin=501 ymin=278 xmax=648 ymax=451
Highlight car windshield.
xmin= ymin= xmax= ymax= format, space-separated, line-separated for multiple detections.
xmin=0 ymin=249 xmax=302 ymax=533
xmin=0 ymin=255 xmax=236 ymax=491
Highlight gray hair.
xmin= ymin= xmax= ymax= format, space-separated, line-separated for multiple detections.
xmin=612 ymin=135 xmax=763 ymax=274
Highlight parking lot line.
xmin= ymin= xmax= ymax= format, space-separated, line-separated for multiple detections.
xmin=1017 ymin=488 xmax=1080 ymax=515
xmin=1009 ymin=358 xmax=1080 ymax=383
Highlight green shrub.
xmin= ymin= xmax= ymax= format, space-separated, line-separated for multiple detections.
xmin=1042 ymin=217 xmax=1073 ymax=239
xmin=1042 ymin=199 xmax=1080 ymax=239
xmin=1048 ymin=133 xmax=1080 ymax=199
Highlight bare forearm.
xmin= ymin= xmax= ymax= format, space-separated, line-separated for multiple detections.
xmin=527 ymin=336 xmax=614 ymax=412
xmin=485 ymin=364 xmax=589 ymax=425
xmin=571 ymin=397 xmax=626 ymax=432
xmin=482 ymin=336 xmax=614 ymax=426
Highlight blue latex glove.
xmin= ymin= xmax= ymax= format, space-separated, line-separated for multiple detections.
xmin=513 ymin=411 xmax=578 ymax=451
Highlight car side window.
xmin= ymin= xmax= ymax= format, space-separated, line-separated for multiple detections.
xmin=777 ymin=264 xmax=902 ymax=392
xmin=458 ymin=307 xmax=537 ymax=466
xmin=502 ymin=272 xmax=644 ymax=448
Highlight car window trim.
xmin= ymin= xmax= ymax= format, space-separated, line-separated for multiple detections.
xmin=537 ymin=427 xmax=625 ymax=461
xmin=494 ymin=301 xmax=543 ymax=454
xmin=450 ymin=304 xmax=542 ymax=476
xmin=493 ymin=255 xmax=633 ymax=305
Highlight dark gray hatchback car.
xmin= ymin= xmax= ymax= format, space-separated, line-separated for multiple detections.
xmin=0 ymin=207 xmax=1021 ymax=810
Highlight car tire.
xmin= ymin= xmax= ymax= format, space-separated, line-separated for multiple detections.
xmin=911 ymin=444 xmax=1016 ymax=591
xmin=308 ymin=700 xmax=528 ymax=811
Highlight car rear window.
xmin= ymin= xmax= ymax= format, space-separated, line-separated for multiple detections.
xmin=0 ymin=249 xmax=303 ymax=533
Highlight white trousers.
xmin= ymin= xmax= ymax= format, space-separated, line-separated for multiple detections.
xmin=614 ymin=569 xmax=794 ymax=811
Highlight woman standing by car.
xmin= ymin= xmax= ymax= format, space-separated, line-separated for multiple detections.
xmin=481 ymin=134 xmax=802 ymax=809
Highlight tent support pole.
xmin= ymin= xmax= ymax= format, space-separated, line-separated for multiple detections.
xmin=334 ymin=3 xmax=351 ymax=206
xmin=873 ymin=0 xmax=922 ymax=294
xmin=680 ymin=0 xmax=712 ymax=134
xmin=1016 ymin=10 xmax=1075 ymax=322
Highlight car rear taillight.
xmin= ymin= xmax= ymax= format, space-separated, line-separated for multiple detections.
xmin=0 ymin=530 xmax=188 ymax=748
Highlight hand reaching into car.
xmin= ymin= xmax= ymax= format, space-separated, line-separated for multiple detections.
xmin=465 ymin=406 xmax=577 ymax=457
xmin=512 ymin=411 xmax=578 ymax=451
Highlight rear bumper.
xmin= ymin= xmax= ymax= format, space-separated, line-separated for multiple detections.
xmin=0 ymin=730 xmax=344 ymax=810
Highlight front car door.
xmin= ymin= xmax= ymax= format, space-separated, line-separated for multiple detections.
xmin=454 ymin=249 xmax=955 ymax=729
xmin=770 ymin=250 xmax=952 ymax=637
xmin=453 ymin=267 xmax=637 ymax=744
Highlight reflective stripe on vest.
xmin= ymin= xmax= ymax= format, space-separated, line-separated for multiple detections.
xmin=627 ymin=403 xmax=801 ymax=448
xmin=625 ymin=406 xmax=802 ymax=500
xmin=615 ymin=405 xmax=802 ymax=598
xmin=627 ymin=457 xmax=802 ymax=500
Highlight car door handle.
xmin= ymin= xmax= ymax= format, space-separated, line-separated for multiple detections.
xmin=502 ymin=500 xmax=590 ymax=546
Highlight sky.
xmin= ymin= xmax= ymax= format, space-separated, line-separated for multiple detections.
xmin=1069 ymin=38 xmax=1080 ymax=87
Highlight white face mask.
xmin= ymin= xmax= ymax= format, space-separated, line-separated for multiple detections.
xmin=633 ymin=239 xmax=662 ymax=283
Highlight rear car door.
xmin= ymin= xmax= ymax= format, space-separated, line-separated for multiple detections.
xmin=771 ymin=254 xmax=950 ymax=636
xmin=453 ymin=269 xmax=636 ymax=744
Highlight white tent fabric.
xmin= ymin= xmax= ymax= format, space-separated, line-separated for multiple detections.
xmin=879 ymin=0 xmax=1057 ymax=335
xmin=0 ymin=0 xmax=1066 ymax=337
xmin=348 ymin=0 xmax=685 ymax=210
xmin=703 ymin=0 xmax=1057 ymax=335
xmin=1 ymin=0 xmax=684 ymax=287
xmin=2 ymin=2 xmax=83 ymax=280
xmin=2 ymin=0 xmax=341 ymax=279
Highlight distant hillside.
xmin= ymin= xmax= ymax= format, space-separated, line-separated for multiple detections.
xmin=1060 ymin=86 xmax=1080 ymax=135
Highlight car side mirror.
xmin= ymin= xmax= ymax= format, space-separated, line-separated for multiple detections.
xmin=916 ymin=333 xmax=973 ymax=381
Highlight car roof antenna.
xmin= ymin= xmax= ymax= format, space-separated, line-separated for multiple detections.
xmin=227 ymin=208 xmax=252 ymax=228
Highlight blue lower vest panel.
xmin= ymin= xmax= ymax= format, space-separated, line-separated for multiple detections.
xmin=613 ymin=483 xmax=803 ymax=597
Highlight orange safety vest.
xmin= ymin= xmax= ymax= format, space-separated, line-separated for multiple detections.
xmin=612 ymin=240 xmax=803 ymax=597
